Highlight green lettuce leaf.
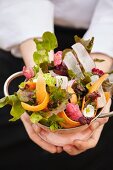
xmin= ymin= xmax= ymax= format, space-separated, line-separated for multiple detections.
xmin=43 ymin=73 xmax=56 ymax=86
xmin=49 ymin=122 xmax=61 ymax=131
xmin=30 ymin=113 xmax=43 ymax=124
xmin=42 ymin=32 xmax=58 ymax=51
xmin=33 ymin=32 xmax=58 ymax=70
xmin=30 ymin=113 xmax=63 ymax=130
xmin=0 ymin=96 xmax=9 ymax=108
xmin=0 ymin=95 xmax=25 ymax=121
xmin=48 ymin=114 xmax=63 ymax=130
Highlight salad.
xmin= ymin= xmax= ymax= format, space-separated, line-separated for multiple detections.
xmin=0 ymin=32 xmax=113 ymax=131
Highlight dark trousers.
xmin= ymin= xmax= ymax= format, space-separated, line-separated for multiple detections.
xmin=0 ymin=26 xmax=113 ymax=170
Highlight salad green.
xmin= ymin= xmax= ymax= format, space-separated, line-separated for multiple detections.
xmin=0 ymin=32 xmax=112 ymax=130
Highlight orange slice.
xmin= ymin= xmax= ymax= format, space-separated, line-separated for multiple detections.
xmin=36 ymin=71 xmax=47 ymax=104
xmin=58 ymin=111 xmax=81 ymax=128
xmin=67 ymin=86 xmax=77 ymax=104
xmin=21 ymin=70 xmax=50 ymax=112
xmin=104 ymin=92 xmax=110 ymax=102
xmin=21 ymin=92 xmax=49 ymax=112
xmin=25 ymin=82 xmax=36 ymax=90
xmin=89 ymin=74 xmax=109 ymax=93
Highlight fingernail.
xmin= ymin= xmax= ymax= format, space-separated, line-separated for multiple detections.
xmin=65 ymin=146 xmax=72 ymax=152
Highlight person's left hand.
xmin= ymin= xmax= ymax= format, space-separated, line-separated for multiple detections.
xmin=63 ymin=118 xmax=108 ymax=155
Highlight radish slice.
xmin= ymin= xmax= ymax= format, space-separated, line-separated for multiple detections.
xmin=68 ymin=80 xmax=75 ymax=87
xmin=91 ymin=75 xmax=106 ymax=108
xmin=56 ymin=76 xmax=68 ymax=89
xmin=63 ymin=51 xmax=84 ymax=79
xmin=72 ymin=43 xmax=95 ymax=72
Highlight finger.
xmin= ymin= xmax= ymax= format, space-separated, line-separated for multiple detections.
xmin=63 ymin=145 xmax=86 ymax=156
xmin=73 ymin=125 xmax=104 ymax=151
xmin=56 ymin=146 xmax=63 ymax=153
xmin=21 ymin=113 xmax=57 ymax=153
xmin=81 ymin=117 xmax=108 ymax=138
xmin=32 ymin=124 xmax=63 ymax=153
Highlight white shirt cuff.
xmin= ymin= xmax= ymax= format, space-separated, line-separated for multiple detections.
xmin=0 ymin=0 xmax=54 ymax=57
xmin=84 ymin=24 xmax=113 ymax=58
xmin=83 ymin=0 xmax=113 ymax=58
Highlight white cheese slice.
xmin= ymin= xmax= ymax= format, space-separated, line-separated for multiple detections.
xmin=63 ymin=51 xmax=84 ymax=79
xmin=56 ymin=76 xmax=68 ymax=89
xmin=72 ymin=43 xmax=95 ymax=72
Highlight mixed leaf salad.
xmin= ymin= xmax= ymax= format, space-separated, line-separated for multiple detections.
xmin=0 ymin=32 xmax=113 ymax=130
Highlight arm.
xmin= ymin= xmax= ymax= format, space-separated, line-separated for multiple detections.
xmin=63 ymin=53 xmax=112 ymax=155
xmin=0 ymin=0 xmax=62 ymax=153
xmin=18 ymin=1 xmax=62 ymax=153
xmin=83 ymin=0 xmax=113 ymax=59
xmin=0 ymin=0 xmax=54 ymax=57
xmin=32 ymin=0 xmax=113 ymax=155
xmin=64 ymin=0 xmax=113 ymax=155
xmin=91 ymin=53 xmax=113 ymax=72
xmin=20 ymin=39 xmax=63 ymax=153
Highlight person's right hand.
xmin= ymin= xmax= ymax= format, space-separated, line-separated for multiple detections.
xmin=32 ymin=99 xmax=111 ymax=155
xmin=21 ymin=112 xmax=63 ymax=154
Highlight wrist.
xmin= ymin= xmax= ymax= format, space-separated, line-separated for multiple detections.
xmin=90 ymin=53 xmax=113 ymax=72
xmin=19 ymin=38 xmax=37 ymax=68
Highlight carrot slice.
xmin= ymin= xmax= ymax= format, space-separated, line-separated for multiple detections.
xmin=89 ymin=74 xmax=109 ymax=93
xmin=21 ymin=93 xmax=49 ymax=112
xmin=25 ymin=82 xmax=36 ymax=90
xmin=36 ymin=71 xmax=47 ymax=104
xmin=58 ymin=111 xmax=81 ymax=128
xmin=21 ymin=70 xmax=50 ymax=112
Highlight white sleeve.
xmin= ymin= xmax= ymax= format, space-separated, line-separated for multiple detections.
xmin=83 ymin=0 xmax=113 ymax=58
xmin=0 ymin=0 xmax=54 ymax=57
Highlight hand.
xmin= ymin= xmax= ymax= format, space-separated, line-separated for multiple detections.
xmin=90 ymin=53 xmax=113 ymax=72
xmin=21 ymin=112 xmax=63 ymax=154
xmin=34 ymin=117 xmax=108 ymax=153
xmin=63 ymin=99 xmax=111 ymax=155
xmin=63 ymin=118 xmax=108 ymax=155
xmin=33 ymin=99 xmax=111 ymax=155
